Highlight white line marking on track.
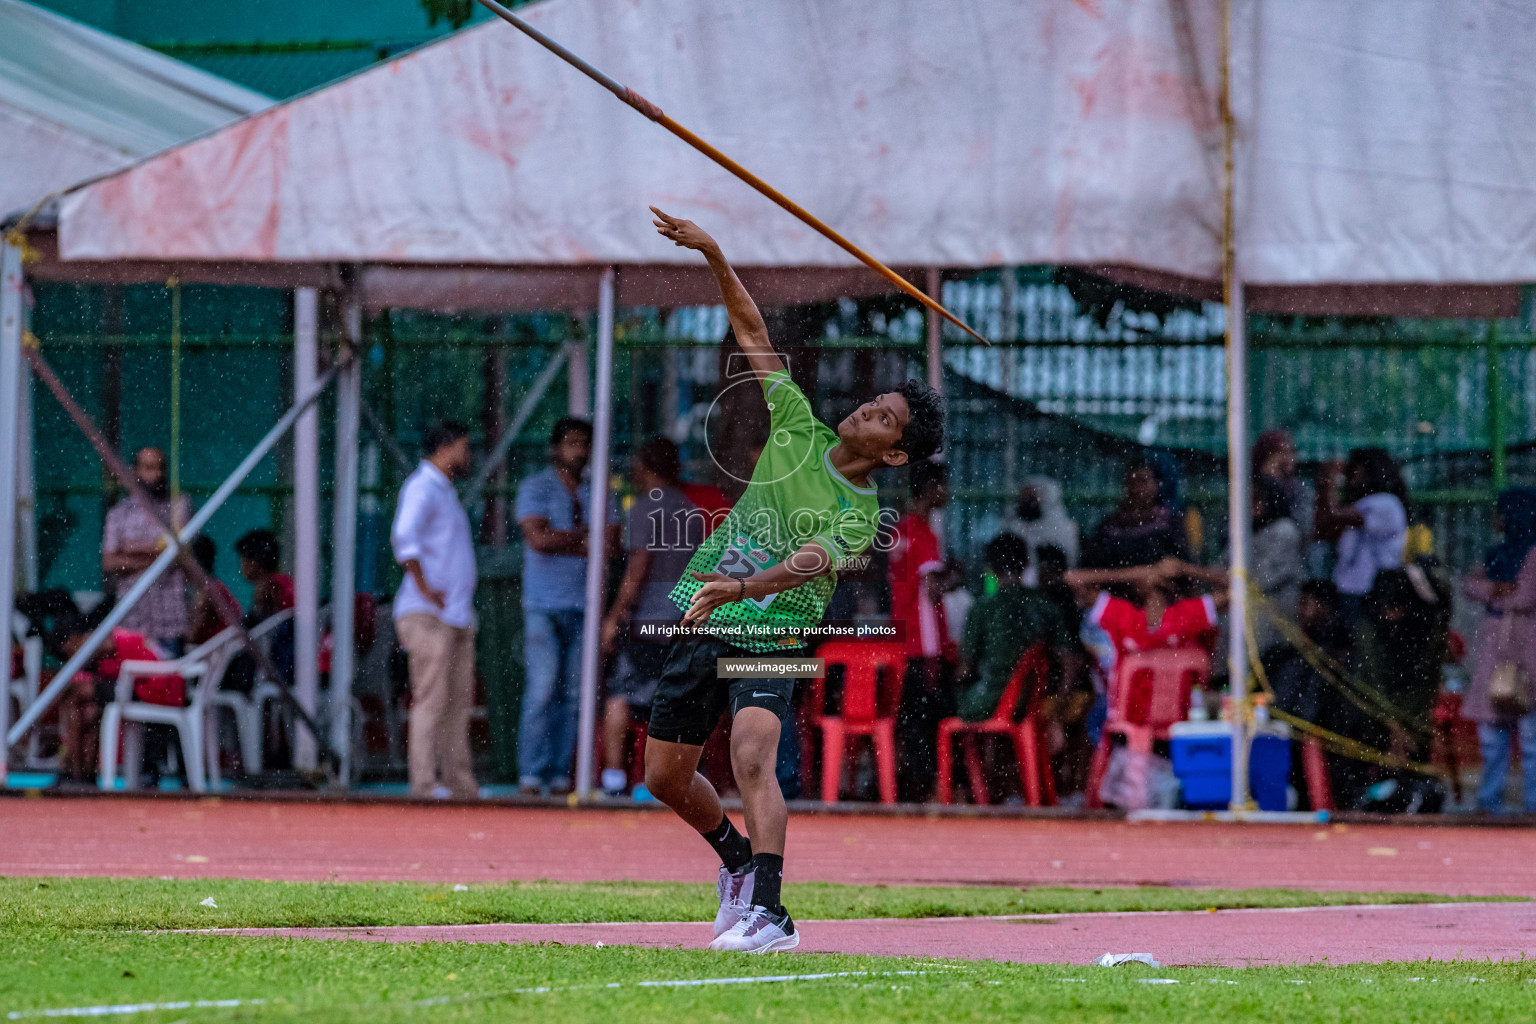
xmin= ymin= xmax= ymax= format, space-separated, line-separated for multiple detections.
xmin=412 ymin=970 xmax=930 ymax=1006
xmin=7 ymin=1000 xmax=268 ymax=1019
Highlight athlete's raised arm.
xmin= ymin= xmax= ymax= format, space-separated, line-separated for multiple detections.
xmin=651 ymin=206 xmax=786 ymax=378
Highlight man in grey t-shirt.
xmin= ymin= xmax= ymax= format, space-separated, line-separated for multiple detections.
xmin=599 ymin=438 xmax=714 ymax=794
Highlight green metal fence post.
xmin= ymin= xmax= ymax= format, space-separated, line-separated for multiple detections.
xmin=1487 ymin=321 xmax=1507 ymax=493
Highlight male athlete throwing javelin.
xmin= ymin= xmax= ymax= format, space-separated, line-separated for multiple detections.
xmin=643 ymin=207 xmax=945 ymax=953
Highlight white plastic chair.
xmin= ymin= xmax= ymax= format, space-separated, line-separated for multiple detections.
xmin=250 ymin=605 xmax=329 ymax=770
xmin=210 ymin=609 xmax=294 ymax=777
xmin=98 ymin=627 xmax=240 ymax=793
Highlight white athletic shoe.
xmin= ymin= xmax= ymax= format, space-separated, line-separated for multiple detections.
xmin=713 ymin=865 xmax=754 ymax=938
xmin=708 ymin=905 xmax=799 ymax=953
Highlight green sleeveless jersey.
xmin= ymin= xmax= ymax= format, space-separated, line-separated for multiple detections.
xmin=669 ymin=368 xmax=881 ymax=652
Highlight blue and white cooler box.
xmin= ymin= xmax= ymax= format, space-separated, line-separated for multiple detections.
xmin=1168 ymin=720 xmax=1291 ymax=811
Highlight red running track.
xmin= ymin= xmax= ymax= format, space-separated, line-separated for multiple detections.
xmin=3 ymin=796 xmax=1534 ymax=896
xmin=221 ymin=902 xmax=1536 ymax=967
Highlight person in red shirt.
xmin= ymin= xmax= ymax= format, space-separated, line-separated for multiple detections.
xmin=188 ymin=535 xmax=240 ymax=647
xmin=888 ymin=460 xmax=954 ymax=800
xmin=890 ymin=461 xmax=952 ymax=661
xmin=680 ymin=480 xmax=732 ymax=524
xmin=1066 ymin=558 xmax=1228 ymax=659
xmin=50 ymin=611 xmax=179 ymax=783
xmin=235 ymin=529 xmax=295 ymax=622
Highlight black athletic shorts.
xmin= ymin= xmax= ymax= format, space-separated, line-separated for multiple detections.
xmin=647 ymin=638 xmax=796 ymax=746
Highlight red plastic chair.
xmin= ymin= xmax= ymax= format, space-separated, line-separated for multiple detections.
xmin=936 ymin=643 xmax=1055 ymax=806
xmin=1086 ymin=647 xmax=1211 ymax=809
xmin=815 ymin=642 xmax=906 ymax=803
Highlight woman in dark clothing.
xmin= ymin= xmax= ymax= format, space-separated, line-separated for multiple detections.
xmin=1264 ymin=579 xmax=1349 ymax=729
xmin=1082 ymin=460 xmax=1190 ymax=570
xmin=1335 ymin=564 xmax=1451 ymax=810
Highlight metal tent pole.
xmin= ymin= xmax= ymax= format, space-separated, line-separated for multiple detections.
xmin=574 ymin=267 xmax=615 ymax=798
xmin=1221 ymin=0 xmax=1252 ymax=811
xmin=1225 ymin=280 xmax=1252 ymax=811
xmin=925 ymin=267 xmax=943 ymax=394
xmin=293 ymin=288 xmax=321 ymax=771
xmin=0 ymin=240 xmax=24 ymax=787
xmin=7 ymin=364 xmax=342 ymax=749
xmin=329 ymin=298 xmax=363 ymax=786
xmin=17 ymin=346 xmax=36 ymax=591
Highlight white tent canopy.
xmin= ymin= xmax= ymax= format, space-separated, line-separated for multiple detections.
xmin=0 ymin=0 xmax=272 ymax=222
xmin=46 ymin=0 xmax=1536 ymax=314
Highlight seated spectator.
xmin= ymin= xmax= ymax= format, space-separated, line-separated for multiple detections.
xmin=234 ymin=529 xmax=295 ymax=623
xmin=1263 ymin=579 xmax=1349 ymax=729
xmin=49 ymin=607 xmax=180 ymax=784
xmin=955 ymin=534 xmax=1076 ymax=723
xmin=230 ymin=527 xmax=296 ymax=693
xmin=1082 ymin=460 xmax=1190 ymax=571
xmin=1031 ymin=543 xmax=1094 ymax=796
xmin=1260 ymin=579 xmax=1353 ymax=811
xmin=1315 ymin=448 xmax=1408 ymax=621
xmin=1033 ymin=544 xmax=1080 ymax=631
xmin=188 ymin=535 xmax=239 ymax=647
xmin=1463 ymin=487 xmax=1536 ymax=813
xmin=1065 ymin=559 xmax=1226 ymax=661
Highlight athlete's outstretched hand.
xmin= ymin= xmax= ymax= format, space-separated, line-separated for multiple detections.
xmin=683 ymin=570 xmax=739 ymax=625
xmin=652 ymin=207 xmax=719 ymax=254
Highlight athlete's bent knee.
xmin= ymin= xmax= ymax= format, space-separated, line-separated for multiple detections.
xmin=642 ymin=746 xmax=695 ymax=804
xmin=729 ymin=728 xmax=779 ymax=789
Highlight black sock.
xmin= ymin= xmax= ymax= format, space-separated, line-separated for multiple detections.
xmin=701 ymin=816 xmax=752 ymax=873
xmin=750 ymin=853 xmax=784 ymax=912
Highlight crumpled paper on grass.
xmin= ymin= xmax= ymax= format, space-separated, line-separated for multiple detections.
xmin=1094 ymin=952 xmax=1160 ymax=968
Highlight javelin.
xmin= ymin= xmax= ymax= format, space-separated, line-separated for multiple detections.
xmin=470 ymin=0 xmax=988 ymax=346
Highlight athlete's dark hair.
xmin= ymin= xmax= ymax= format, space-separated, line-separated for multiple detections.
xmin=985 ymin=532 xmax=1031 ymax=578
xmin=909 ymin=459 xmax=948 ymax=499
xmin=893 ymin=379 xmax=944 ymax=462
xmin=549 ymin=416 xmax=593 ymax=447
xmin=635 ymin=436 xmax=681 ymax=485
xmin=423 ymin=419 xmax=470 ymax=458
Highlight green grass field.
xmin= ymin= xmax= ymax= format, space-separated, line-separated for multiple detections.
xmin=3 ymin=876 xmax=1512 ymax=931
xmin=6 ymin=934 xmax=1536 ymax=1023
xmin=5 ymin=878 xmax=1530 ymax=1022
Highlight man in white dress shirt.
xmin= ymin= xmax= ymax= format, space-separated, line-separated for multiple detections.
xmin=391 ymin=420 xmax=478 ymax=799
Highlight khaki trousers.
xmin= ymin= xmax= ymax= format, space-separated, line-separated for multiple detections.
xmin=397 ymin=613 xmax=478 ymax=799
